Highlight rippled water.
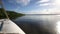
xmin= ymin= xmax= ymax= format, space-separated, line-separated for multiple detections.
xmin=14 ymin=15 xmax=60 ymax=34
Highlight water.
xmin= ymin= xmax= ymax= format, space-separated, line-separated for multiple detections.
xmin=13 ymin=15 xmax=60 ymax=34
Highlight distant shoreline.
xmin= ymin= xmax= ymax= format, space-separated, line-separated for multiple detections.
xmin=0 ymin=8 xmax=25 ymax=19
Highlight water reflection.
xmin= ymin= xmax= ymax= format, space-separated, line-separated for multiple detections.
xmin=56 ymin=21 xmax=60 ymax=34
xmin=14 ymin=15 xmax=60 ymax=34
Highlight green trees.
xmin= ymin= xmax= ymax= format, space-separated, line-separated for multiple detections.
xmin=0 ymin=8 xmax=6 ymax=19
xmin=0 ymin=8 xmax=24 ymax=19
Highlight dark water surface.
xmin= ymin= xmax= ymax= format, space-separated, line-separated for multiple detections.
xmin=13 ymin=15 xmax=60 ymax=34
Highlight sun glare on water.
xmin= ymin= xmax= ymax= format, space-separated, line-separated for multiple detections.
xmin=56 ymin=21 xmax=60 ymax=34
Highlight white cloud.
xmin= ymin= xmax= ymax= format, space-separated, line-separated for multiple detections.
xmin=47 ymin=8 xmax=60 ymax=14
xmin=54 ymin=0 xmax=60 ymax=5
xmin=25 ymin=8 xmax=60 ymax=14
xmin=24 ymin=9 xmax=50 ymax=14
xmin=8 ymin=0 xmax=60 ymax=14
xmin=36 ymin=0 xmax=51 ymax=7
xmin=16 ymin=0 xmax=30 ymax=6
xmin=18 ymin=0 xmax=60 ymax=14
xmin=27 ymin=0 xmax=60 ymax=14
xmin=48 ymin=0 xmax=60 ymax=14
xmin=52 ymin=0 xmax=60 ymax=8
xmin=39 ymin=0 xmax=50 ymax=3
xmin=8 ymin=0 xmax=30 ymax=6
xmin=39 ymin=3 xmax=50 ymax=6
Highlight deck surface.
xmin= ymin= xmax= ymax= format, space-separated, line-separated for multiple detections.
xmin=0 ymin=19 xmax=25 ymax=34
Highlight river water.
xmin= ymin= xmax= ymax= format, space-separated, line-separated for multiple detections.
xmin=13 ymin=15 xmax=60 ymax=34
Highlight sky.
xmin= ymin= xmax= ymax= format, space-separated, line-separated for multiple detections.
xmin=2 ymin=0 xmax=60 ymax=14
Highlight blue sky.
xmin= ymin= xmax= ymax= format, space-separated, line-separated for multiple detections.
xmin=2 ymin=0 xmax=60 ymax=14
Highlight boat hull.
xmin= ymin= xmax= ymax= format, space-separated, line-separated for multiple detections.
xmin=0 ymin=19 xmax=25 ymax=34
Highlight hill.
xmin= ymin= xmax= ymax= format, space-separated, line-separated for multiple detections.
xmin=0 ymin=8 xmax=24 ymax=19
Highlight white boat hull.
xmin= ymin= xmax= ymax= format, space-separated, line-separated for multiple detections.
xmin=0 ymin=19 xmax=25 ymax=34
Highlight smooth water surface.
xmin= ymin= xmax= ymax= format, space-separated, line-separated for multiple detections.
xmin=14 ymin=15 xmax=60 ymax=34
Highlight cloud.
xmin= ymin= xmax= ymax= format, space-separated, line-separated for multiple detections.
xmin=15 ymin=0 xmax=60 ymax=14
xmin=38 ymin=3 xmax=50 ymax=6
xmin=48 ymin=0 xmax=60 ymax=14
xmin=7 ymin=0 xmax=16 ymax=4
xmin=7 ymin=0 xmax=60 ymax=14
xmin=25 ymin=8 xmax=60 ymax=14
xmin=26 ymin=0 xmax=60 ymax=14
xmin=8 ymin=0 xmax=30 ymax=6
xmin=36 ymin=0 xmax=51 ymax=7
xmin=52 ymin=0 xmax=60 ymax=8
xmin=16 ymin=0 xmax=30 ymax=6
xmin=39 ymin=0 xmax=50 ymax=3
xmin=24 ymin=9 xmax=50 ymax=14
